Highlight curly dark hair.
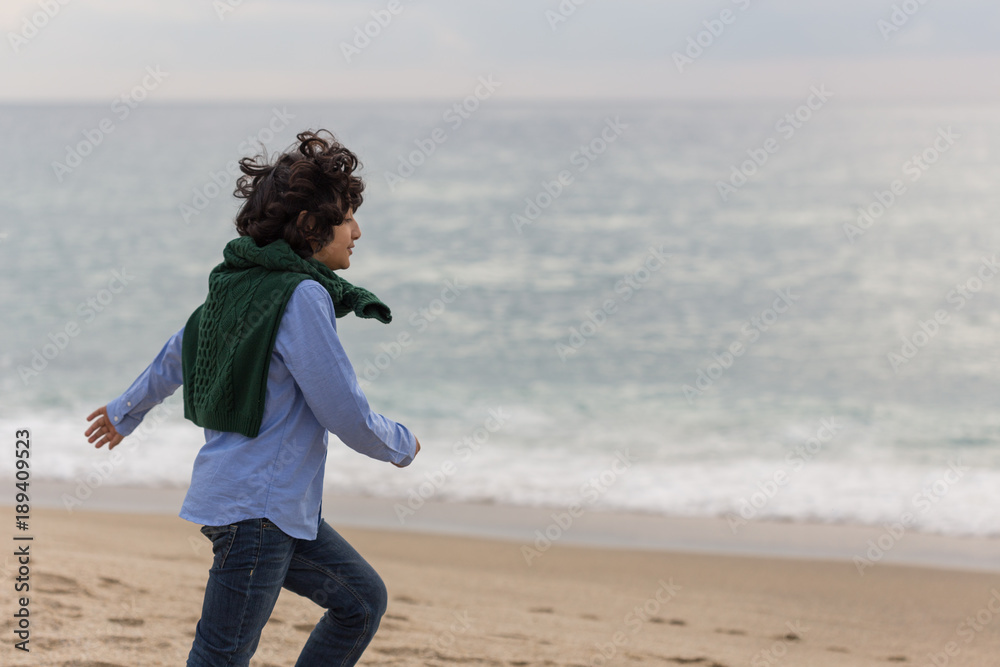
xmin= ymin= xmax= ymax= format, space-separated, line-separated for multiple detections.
xmin=233 ymin=129 xmax=365 ymax=258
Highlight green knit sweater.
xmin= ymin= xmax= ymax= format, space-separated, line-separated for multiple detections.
xmin=181 ymin=236 xmax=392 ymax=437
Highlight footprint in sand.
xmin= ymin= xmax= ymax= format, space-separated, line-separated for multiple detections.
xmin=107 ymin=618 xmax=144 ymax=627
xmin=666 ymin=658 xmax=730 ymax=666
xmin=374 ymin=646 xmax=425 ymax=656
xmin=886 ymin=657 xmax=908 ymax=662
xmin=668 ymin=618 xmax=687 ymax=626
xmin=37 ymin=573 xmax=88 ymax=596
xmin=99 ymin=578 xmax=149 ymax=594
xmin=61 ymin=662 xmax=129 ymax=667
xmin=528 ymin=606 xmax=554 ymax=614
xmin=100 ymin=636 xmax=144 ymax=644
xmin=714 ymin=628 xmax=747 ymax=636
xmin=385 ymin=613 xmax=409 ymax=621
xmin=393 ymin=595 xmax=421 ymax=605
xmin=47 ymin=599 xmax=83 ymax=612
xmin=293 ymin=623 xmax=314 ymax=632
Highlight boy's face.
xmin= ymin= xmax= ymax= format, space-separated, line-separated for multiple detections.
xmin=312 ymin=208 xmax=360 ymax=271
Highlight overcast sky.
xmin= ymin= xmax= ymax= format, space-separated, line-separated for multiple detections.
xmin=1 ymin=0 xmax=998 ymax=102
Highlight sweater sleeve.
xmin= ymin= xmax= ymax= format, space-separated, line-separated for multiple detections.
xmin=274 ymin=281 xmax=417 ymax=466
xmin=106 ymin=326 xmax=185 ymax=437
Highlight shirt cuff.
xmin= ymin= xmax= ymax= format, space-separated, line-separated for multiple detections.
xmin=106 ymin=393 xmax=141 ymax=437
xmin=391 ymin=429 xmax=419 ymax=467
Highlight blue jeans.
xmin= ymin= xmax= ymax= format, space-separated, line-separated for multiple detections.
xmin=186 ymin=517 xmax=388 ymax=666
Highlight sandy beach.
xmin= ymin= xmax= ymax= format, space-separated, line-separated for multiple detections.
xmin=3 ymin=490 xmax=1000 ymax=666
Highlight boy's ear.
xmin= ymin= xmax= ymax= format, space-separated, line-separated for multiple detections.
xmin=296 ymin=211 xmax=320 ymax=253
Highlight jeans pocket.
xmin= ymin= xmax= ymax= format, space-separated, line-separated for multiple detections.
xmin=200 ymin=524 xmax=238 ymax=570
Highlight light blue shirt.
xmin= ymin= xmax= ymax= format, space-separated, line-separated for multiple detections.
xmin=106 ymin=280 xmax=417 ymax=539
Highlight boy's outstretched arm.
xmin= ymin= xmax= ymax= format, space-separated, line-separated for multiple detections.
xmin=276 ymin=282 xmax=420 ymax=466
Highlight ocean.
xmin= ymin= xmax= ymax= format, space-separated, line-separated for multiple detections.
xmin=3 ymin=99 xmax=1000 ymax=538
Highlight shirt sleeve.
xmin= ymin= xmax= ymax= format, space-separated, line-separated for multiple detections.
xmin=106 ymin=326 xmax=185 ymax=437
xmin=275 ymin=281 xmax=418 ymax=466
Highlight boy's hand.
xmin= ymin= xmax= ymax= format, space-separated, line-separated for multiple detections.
xmin=392 ymin=437 xmax=420 ymax=468
xmin=85 ymin=406 xmax=124 ymax=450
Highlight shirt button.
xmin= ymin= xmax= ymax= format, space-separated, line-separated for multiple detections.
xmin=114 ymin=416 xmax=119 ymax=422
xmin=127 ymin=401 xmax=132 ymax=407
